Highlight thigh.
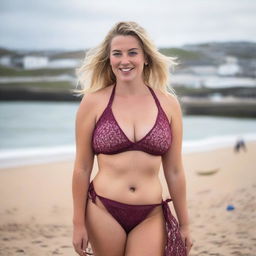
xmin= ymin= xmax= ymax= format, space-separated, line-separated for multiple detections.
xmin=125 ymin=205 xmax=166 ymax=256
xmin=85 ymin=197 xmax=127 ymax=256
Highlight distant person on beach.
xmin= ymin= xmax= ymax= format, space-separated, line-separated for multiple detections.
xmin=234 ymin=137 xmax=247 ymax=153
xmin=72 ymin=21 xmax=192 ymax=256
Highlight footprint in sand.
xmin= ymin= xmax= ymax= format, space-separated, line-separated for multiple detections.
xmin=52 ymin=249 xmax=63 ymax=255
xmin=60 ymin=245 xmax=72 ymax=248
xmin=31 ymin=240 xmax=42 ymax=244
xmin=16 ymin=249 xmax=25 ymax=254
xmin=4 ymin=208 xmax=18 ymax=215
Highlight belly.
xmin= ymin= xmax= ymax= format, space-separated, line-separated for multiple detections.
xmin=93 ymin=151 xmax=163 ymax=204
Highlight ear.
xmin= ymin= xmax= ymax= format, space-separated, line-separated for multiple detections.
xmin=144 ymin=54 xmax=149 ymax=66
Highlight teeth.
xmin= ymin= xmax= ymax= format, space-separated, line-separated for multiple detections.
xmin=121 ymin=68 xmax=132 ymax=71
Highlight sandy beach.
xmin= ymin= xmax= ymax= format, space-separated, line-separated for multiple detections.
xmin=0 ymin=142 xmax=255 ymax=256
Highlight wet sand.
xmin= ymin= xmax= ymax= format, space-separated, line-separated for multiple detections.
xmin=0 ymin=142 xmax=255 ymax=255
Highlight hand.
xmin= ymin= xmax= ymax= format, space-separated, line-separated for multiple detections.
xmin=179 ymin=225 xmax=193 ymax=255
xmin=72 ymin=224 xmax=91 ymax=256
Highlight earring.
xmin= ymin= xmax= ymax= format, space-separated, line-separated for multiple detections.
xmin=145 ymin=62 xmax=148 ymax=66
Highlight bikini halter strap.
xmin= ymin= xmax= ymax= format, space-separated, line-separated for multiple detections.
xmin=107 ymin=83 xmax=116 ymax=108
xmin=107 ymin=83 xmax=161 ymax=109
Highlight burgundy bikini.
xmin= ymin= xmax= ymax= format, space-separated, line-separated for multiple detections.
xmin=88 ymin=84 xmax=186 ymax=255
xmin=92 ymin=83 xmax=172 ymax=155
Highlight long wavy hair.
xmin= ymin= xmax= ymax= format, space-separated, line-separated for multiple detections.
xmin=73 ymin=21 xmax=178 ymax=96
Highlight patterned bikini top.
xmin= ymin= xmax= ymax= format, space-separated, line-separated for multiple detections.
xmin=92 ymin=84 xmax=172 ymax=156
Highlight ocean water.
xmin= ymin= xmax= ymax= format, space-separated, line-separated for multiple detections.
xmin=0 ymin=101 xmax=256 ymax=168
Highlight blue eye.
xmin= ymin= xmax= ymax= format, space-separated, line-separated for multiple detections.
xmin=112 ymin=52 xmax=137 ymax=56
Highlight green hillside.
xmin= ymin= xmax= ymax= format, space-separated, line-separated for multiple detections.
xmin=0 ymin=65 xmax=76 ymax=77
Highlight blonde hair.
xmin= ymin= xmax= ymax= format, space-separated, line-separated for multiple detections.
xmin=73 ymin=21 xmax=178 ymax=96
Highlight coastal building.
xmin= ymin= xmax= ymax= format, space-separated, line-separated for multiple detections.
xmin=47 ymin=59 xmax=81 ymax=69
xmin=0 ymin=55 xmax=12 ymax=67
xmin=12 ymin=55 xmax=49 ymax=69
xmin=189 ymin=65 xmax=217 ymax=76
xmin=9 ymin=55 xmax=80 ymax=70
xmin=217 ymin=56 xmax=241 ymax=76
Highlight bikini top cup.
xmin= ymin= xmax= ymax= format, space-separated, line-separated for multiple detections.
xmin=92 ymin=84 xmax=172 ymax=156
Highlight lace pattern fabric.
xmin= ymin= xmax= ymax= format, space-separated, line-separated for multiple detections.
xmin=162 ymin=201 xmax=187 ymax=256
xmin=92 ymin=83 xmax=172 ymax=156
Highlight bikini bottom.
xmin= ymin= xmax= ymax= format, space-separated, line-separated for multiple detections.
xmin=87 ymin=181 xmax=187 ymax=256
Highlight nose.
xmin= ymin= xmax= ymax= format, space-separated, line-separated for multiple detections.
xmin=120 ymin=54 xmax=130 ymax=65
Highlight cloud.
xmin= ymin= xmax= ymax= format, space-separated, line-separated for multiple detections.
xmin=0 ymin=0 xmax=256 ymax=50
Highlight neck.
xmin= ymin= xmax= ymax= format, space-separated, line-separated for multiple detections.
xmin=115 ymin=78 xmax=148 ymax=96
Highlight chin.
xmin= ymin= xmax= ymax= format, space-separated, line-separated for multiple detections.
xmin=117 ymin=76 xmax=134 ymax=82
xmin=121 ymin=79 xmax=136 ymax=83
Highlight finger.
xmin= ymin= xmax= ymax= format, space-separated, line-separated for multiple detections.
xmin=82 ymin=239 xmax=91 ymax=256
xmin=184 ymin=238 xmax=190 ymax=254
xmin=186 ymin=241 xmax=193 ymax=254
xmin=75 ymin=247 xmax=83 ymax=256
xmin=186 ymin=243 xmax=191 ymax=255
xmin=82 ymin=237 xmax=88 ymax=251
xmin=180 ymin=231 xmax=185 ymax=245
xmin=183 ymin=236 xmax=187 ymax=247
xmin=76 ymin=247 xmax=83 ymax=256
xmin=81 ymin=249 xmax=86 ymax=256
xmin=73 ymin=241 xmax=84 ymax=256
xmin=73 ymin=242 xmax=81 ymax=254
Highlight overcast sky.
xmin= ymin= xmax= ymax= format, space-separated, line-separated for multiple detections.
xmin=1 ymin=0 xmax=256 ymax=50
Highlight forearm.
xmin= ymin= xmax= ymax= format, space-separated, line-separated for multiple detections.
xmin=72 ymin=168 xmax=91 ymax=226
xmin=164 ymin=168 xmax=190 ymax=228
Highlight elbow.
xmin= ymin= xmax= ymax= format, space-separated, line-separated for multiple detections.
xmin=72 ymin=166 xmax=93 ymax=179
xmin=73 ymin=158 xmax=94 ymax=175
xmin=164 ymin=164 xmax=185 ymax=179
xmin=73 ymin=167 xmax=92 ymax=173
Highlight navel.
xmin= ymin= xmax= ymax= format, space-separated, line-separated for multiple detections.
xmin=129 ymin=186 xmax=136 ymax=192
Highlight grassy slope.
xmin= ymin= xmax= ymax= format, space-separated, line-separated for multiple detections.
xmin=159 ymin=47 xmax=203 ymax=60
xmin=0 ymin=81 xmax=74 ymax=89
xmin=0 ymin=65 xmax=76 ymax=77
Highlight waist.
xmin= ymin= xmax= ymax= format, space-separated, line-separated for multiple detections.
xmin=92 ymin=172 xmax=163 ymax=205
xmin=97 ymin=152 xmax=162 ymax=175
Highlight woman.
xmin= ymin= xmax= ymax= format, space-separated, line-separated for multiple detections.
xmin=72 ymin=21 xmax=192 ymax=256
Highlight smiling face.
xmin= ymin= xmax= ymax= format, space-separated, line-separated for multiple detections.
xmin=109 ymin=35 xmax=146 ymax=83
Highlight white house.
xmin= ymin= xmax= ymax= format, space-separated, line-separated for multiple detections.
xmin=0 ymin=55 xmax=12 ymax=66
xmin=23 ymin=56 xmax=49 ymax=69
xmin=217 ymin=56 xmax=241 ymax=76
xmin=189 ymin=65 xmax=217 ymax=76
xmin=47 ymin=59 xmax=81 ymax=69
xmin=12 ymin=55 xmax=49 ymax=69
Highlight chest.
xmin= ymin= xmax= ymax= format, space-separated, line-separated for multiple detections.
xmin=110 ymin=96 xmax=159 ymax=143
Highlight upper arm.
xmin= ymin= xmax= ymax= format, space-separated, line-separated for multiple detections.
xmin=162 ymin=94 xmax=184 ymax=174
xmin=73 ymin=93 xmax=96 ymax=172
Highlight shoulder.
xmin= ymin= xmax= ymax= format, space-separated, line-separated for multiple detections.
xmin=153 ymin=88 xmax=183 ymax=123
xmin=77 ymin=84 xmax=114 ymax=121
xmin=165 ymin=92 xmax=183 ymax=113
xmin=81 ymin=84 xmax=113 ymax=104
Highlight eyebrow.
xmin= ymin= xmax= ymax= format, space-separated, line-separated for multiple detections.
xmin=111 ymin=48 xmax=139 ymax=52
